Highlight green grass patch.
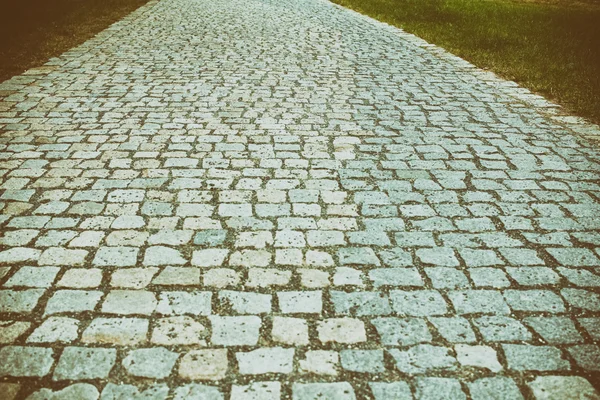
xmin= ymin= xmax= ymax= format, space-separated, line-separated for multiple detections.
xmin=0 ymin=0 xmax=150 ymax=82
xmin=330 ymin=0 xmax=600 ymax=124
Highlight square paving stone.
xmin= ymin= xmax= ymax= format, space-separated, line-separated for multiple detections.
xmin=429 ymin=317 xmax=476 ymax=343
xmin=156 ymin=291 xmax=212 ymax=315
xmin=389 ymin=290 xmax=447 ymax=316
xmin=415 ymin=378 xmax=466 ymax=400
xmin=82 ymin=317 xmax=149 ymax=346
xmin=4 ymin=266 xmax=60 ymax=287
xmin=527 ymin=376 xmax=598 ymax=400
xmin=292 ymin=383 xmax=356 ymax=400
xmin=448 ymin=290 xmax=510 ymax=315
xmin=101 ymin=290 xmax=157 ymax=315
xmin=523 ymin=317 xmax=583 ymax=344
xmin=236 ymin=347 xmax=294 ymax=375
xmin=278 ymin=291 xmax=323 ymax=314
xmin=172 ymin=384 xmax=224 ymax=400
xmin=372 ymin=317 xmax=432 ymax=346
xmin=101 ymin=383 xmax=169 ymax=400
xmin=151 ymin=316 xmax=207 ymax=345
xmin=231 ymin=382 xmax=281 ymax=400
xmin=474 ymin=316 xmax=532 ymax=342
xmin=0 ymin=289 xmax=45 ymax=313
xmin=210 ymin=316 xmax=261 ymax=346
xmin=53 ymin=347 xmax=116 ymax=380
xmin=123 ymin=347 xmax=179 ymax=378
xmin=369 ymin=382 xmax=412 ymax=400
xmin=92 ymin=247 xmax=139 ymax=267
xmin=0 ymin=346 xmax=54 ymax=377
xmin=317 ymin=318 xmax=366 ymax=344
xmin=340 ymin=350 xmax=385 ymax=373
xmin=468 ymin=377 xmax=524 ymax=400
xmin=502 ymin=344 xmax=570 ymax=371
xmin=179 ymin=349 xmax=228 ymax=380
xmin=44 ymin=290 xmax=103 ymax=315
xmin=388 ymin=345 xmax=457 ymax=374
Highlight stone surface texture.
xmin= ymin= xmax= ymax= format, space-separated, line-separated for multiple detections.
xmin=1 ymin=0 xmax=600 ymax=397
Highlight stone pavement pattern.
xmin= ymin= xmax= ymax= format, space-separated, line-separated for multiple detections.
xmin=1 ymin=0 xmax=600 ymax=398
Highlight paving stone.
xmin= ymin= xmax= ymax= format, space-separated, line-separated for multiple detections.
xmin=331 ymin=291 xmax=390 ymax=316
xmin=4 ymin=266 xmax=59 ymax=287
xmin=567 ymin=344 xmax=600 ymax=371
xmin=416 ymin=247 xmax=459 ymax=267
xmin=504 ymin=289 xmax=565 ymax=312
xmin=210 ymin=316 xmax=261 ymax=346
xmin=0 ymin=346 xmax=54 ymax=377
xmin=468 ymin=377 xmax=524 ymax=400
xmin=317 ymin=318 xmax=367 ymax=344
xmin=54 ymin=347 xmax=116 ymax=380
xmin=299 ymin=350 xmax=339 ymax=375
xmin=527 ymin=376 xmax=599 ymax=400
xmin=237 ymin=347 xmax=294 ymax=374
xmin=39 ymin=247 xmax=88 ymax=266
xmin=100 ymin=383 xmax=169 ymax=400
xmin=152 ymin=266 xmax=201 ymax=285
xmin=333 ymin=267 xmax=365 ymax=287
xmin=415 ymin=378 xmax=466 ymax=400
xmin=204 ymin=268 xmax=241 ymax=287
xmin=172 ymin=384 xmax=224 ymax=400
xmin=546 ymin=247 xmax=600 ymax=266
xmin=0 ymin=321 xmax=31 ymax=343
xmin=523 ymin=317 xmax=583 ymax=344
xmin=231 ymin=382 xmax=281 ymax=400
xmin=194 ymin=230 xmax=228 ymax=246
xmin=372 ymin=317 xmax=432 ymax=346
xmin=102 ymin=290 xmax=157 ymax=315
xmin=144 ymin=246 xmax=187 ymax=266
xmin=368 ymin=267 xmax=424 ymax=287
xmin=272 ymin=316 xmax=309 ymax=345
xmin=292 ymin=383 xmax=356 ymax=400
xmin=455 ymin=344 xmax=502 ymax=372
xmin=390 ymin=290 xmax=447 ymax=316
xmin=156 ymin=291 xmax=212 ymax=315
xmin=93 ymin=247 xmax=139 ymax=267
xmin=425 ymin=267 xmax=469 ymax=289
xmin=448 ymin=290 xmax=510 ymax=315
xmin=82 ymin=317 xmax=148 ymax=346
xmin=561 ymin=288 xmax=600 ymax=311
xmin=502 ymin=344 xmax=570 ymax=371
xmin=388 ymin=345 xmax=457 ymax=374
xmin=27 ymin=316 xmax=79 ymax=343
xmin=58 ymin=268 xmax=103 ymax=288
xmin=369 ymin=382 xmax=412 ymax=400
xmin=0 ymin=289 xmax=45 ymax=313
xmin=338 ymin=247 xmax=380 ymax=265
xmin=179 ymin=349 xmax=228 ymax=380
xmin=219 ymin=290 xmax=271 ymax=314
xmin=247 ymin=268 xmax=291 ymax=287
xmin=45 ymin=290 xmax=103 ymax=315
xmin=122 ymin=347 xmax=179 ymax=379
xmin=429 ymin=317 xmax=476 ymax=343
xmin=151 ymin=316 xmax=207 ymax=345
xmin=27 ymin=384 xmax=100 ymax=400
xmin=474 ymin=316 xmax=532 ymax=342
xmin=578 ymin=317 xmax=600 ymax=340
xmin=340 ymin=350 xmax=384 ymax=373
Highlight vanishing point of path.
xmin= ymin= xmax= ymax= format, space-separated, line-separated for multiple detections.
xmin=1 ymin=0 xmax=600 ymax=398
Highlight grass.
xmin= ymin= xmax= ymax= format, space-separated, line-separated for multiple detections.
xmin=0 ymin=0 xmax=151 ymax=83
xmin=330 ymin=0 xmax=600 ymax=124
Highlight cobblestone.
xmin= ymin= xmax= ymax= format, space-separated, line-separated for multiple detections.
xmin=1 ymin=0 xmax=600 ymax=395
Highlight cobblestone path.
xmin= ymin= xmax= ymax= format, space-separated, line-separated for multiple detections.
xmin=1 ymin=0 xmax=600 ymax=398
